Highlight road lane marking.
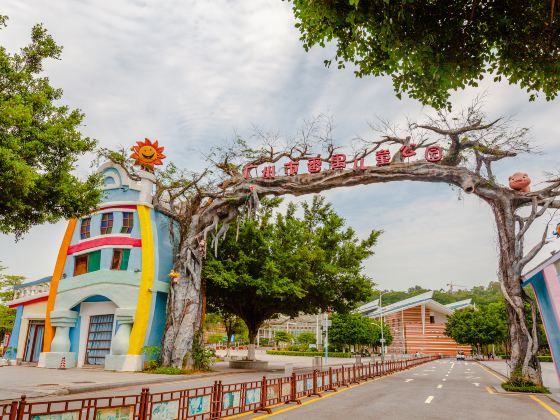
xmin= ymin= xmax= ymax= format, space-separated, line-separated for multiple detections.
xmin=442 ymin=379 xmax=446 ymax=381
xmin=486 ymin=386 xmax=495 ymax=394
xmin=437 ymin=384 xmax=443 ymax=389
xmin=472 ymin=383 xmax=480 ymax=387
xmin=405 ymin=379 xmax=414 ymax=383
xmin=445 ymin=374 xmax=448 ymax=377
xmin=425 ymin=396 xmax=434 ymax=404
xmin=530 ymin=396 xmax=560 ymax=419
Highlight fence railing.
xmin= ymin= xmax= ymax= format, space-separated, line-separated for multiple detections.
xmin=1 ymin=355 xmax=439 ymax=420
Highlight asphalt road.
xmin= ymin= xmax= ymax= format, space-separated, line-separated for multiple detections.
xmin=250 ymin=359 xmax=560 ymax=420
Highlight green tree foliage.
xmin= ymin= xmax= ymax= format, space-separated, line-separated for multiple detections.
xmin=444 ymin=302 xmax=508 ymax=351
xmin=288 ymin=1 xmax=560 ymax=109
xmin=297 ymin=332 xmax=316 ymax=345
xmin=329 ymin=313 xmax=391 ymax=351
xmin=372 ymin=282 xmax=503 ymax=307
xmin=0 ymin=264 xmax=24 ymax=340
xmin=204 ymin=196 xmax=379 ymax=355
xmin=274 ymin=331 xmax=294 ymax=345
xmin=0 ymin=16 xmax=101 ymax=237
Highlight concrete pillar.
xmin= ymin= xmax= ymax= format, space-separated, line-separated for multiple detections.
xmin=104 ymin=309 xmax=143 ymax=371
xmin=40 ymin=310 xmax=78 ymax=368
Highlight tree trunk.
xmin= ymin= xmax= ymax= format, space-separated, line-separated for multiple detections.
xmin=247 ymin=328 xmax=258 ymax=361
xmin=161 ymin=241 xmax=205 ymax=368
xmin=491 ymin=198 xmax=542 ymax=385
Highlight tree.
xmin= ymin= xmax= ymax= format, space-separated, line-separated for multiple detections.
xmin=329 ymin=313 xmax=391 ymax=351
xmin=445 ymin=302 xmax=508 ymax=354
xmin=0 ymin=16 xmax=101 ymax=237
xmin=297 ymin=332 xmax=316 ymax=345
xmin=287 ymin=1 xmax=560 ymax=109
xmin=203 ymin=197 xmax=378 ymax=360
xmin=106 ymin=101 xmax=557 ymax=385
xmin=274 ymin=331 xmax=294 ymax=346
xmin=0 ymin=264 xmax=24 ymax=341
xmin=220 ymin=312 xmax=246 ymax=348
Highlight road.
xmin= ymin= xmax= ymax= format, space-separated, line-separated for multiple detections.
xmin=247 ymin=359 xmax=560 ymax=419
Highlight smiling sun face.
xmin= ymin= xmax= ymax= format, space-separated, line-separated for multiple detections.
xmin=130 ymin=138 xmax=166 ymax=169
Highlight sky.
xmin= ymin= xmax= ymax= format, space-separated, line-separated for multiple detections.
xmin=1 ymin=0 xmax=559 ymax=292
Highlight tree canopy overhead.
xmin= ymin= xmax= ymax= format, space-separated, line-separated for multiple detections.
xmin=0 ymin=16 xmax=101 ymax=237
xmin=288 ymin=1 xmax=560 ymax=109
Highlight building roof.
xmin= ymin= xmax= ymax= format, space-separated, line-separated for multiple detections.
xmin=357 ymin=290 xmax=471 ymax=318
xmin=6 ymin=292 xmax=49 ymax=308
xmin=444 ymin=299 xmax=472 ymax=311
xmin=13 ymin=276 xmax=52 ymax=289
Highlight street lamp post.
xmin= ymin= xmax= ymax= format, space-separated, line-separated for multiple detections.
xmin=376 ymin=290 xmax=388 ymax=363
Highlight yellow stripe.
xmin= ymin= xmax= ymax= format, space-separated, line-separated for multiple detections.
xmin=530 ymin=396 xmax=560 ymax=419
xmin=486 ymin=386 xmax=495 ymax=394
xmin=43 ymin=219 xmax=76 ymax=351
xmin=226 ymin=362 xmax=429 ymax=419
xmin=128 ymin=205 xmax=155 ymax=354
xmin=478 ymin=363 xmax=506 ymax=383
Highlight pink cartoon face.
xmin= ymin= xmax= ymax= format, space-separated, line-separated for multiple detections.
xmin=508 ymin=172 xmax=531 ymax=192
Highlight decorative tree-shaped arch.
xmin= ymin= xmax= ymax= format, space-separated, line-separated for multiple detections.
xmin=107 ymin=102 xmax=559 ymax=384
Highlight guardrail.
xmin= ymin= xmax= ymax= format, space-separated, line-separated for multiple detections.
xmin=0 ymin=355 xmax=439 ymax=419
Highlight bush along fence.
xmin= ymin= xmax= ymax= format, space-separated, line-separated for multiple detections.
xmin=0 ymin=356 xmax=439 ymax=420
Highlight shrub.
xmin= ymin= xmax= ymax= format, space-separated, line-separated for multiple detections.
xmin=150 ymin=367 xmax=188 ymax=375
xmin=142 ymin=345 xmax=162 ymax=370
xmin=537 ymin=355 xmax=553 ymax=362
xmin=266 ymin=350 xmax=352 ymax=358
xmin=192 ymin=331 xmax=215 ymax=371
xmin=502 ymin=377 xmax=550 ymax=394
xmin=207 ymin=333 xmax=226 ymax=344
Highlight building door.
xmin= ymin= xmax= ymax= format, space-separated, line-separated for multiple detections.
xmin=23 ymin=320 xmax=45 ymax=363
xmin=84 ymin=314 xmax=114 ymax=365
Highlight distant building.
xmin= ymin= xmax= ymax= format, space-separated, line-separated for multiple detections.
xmin=357 ymin=291 xmax=472 ymax=356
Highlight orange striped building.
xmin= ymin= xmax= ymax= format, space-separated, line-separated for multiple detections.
xmin=358 ymin=291 xmax=472 ymax=356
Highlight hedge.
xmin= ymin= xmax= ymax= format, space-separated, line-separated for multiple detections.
xmin=266 ymin=350 xmax=352 ymax=358
xmin=537 ymin=355 xmax=553 ymax=362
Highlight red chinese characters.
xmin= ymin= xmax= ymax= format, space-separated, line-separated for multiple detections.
xmin=330 ymin=154 xmax=347 ymax=170
xmin=353 ymin=157 xmax=366 ymax=171
xmin=307 ymin=156 xmax=323 ymax=173
xmin=425 ymin=146 xmax=443 ymax=163
xmin=261 ymin=166 xmax=276 ymax=179
xmin=243 ymin=164 xmax=257 ymax=179
xmin=375 ymin=150 xmax=391 ymax=166
xmin=400 ymin=144 xmax=417 ymax=158
xmin=284 ymin=161 xmax=299 ymax=176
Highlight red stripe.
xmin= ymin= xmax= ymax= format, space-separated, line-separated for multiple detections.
xmin=68 ymin=237 xmax=142 ymax=255
xmin=8 ymin=295 xmax=48 ymax=308
xmin=98 ymin=204 xmax=137 ymax=211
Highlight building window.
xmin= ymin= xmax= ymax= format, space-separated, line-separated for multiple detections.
xmin=121 ymin=212 xmax=134 ymax=234
xmin=429 ymin=315 xmax=435 ymax=324
xmin=80 ymin=218 xmax=91 ymax=239
xmin=110 ymin=249 xmax=130 ymax=270
xmin=74 ymin=250 xmax=101 ymax=276
xmin=100 ymin=213 xmax=113 ymax=234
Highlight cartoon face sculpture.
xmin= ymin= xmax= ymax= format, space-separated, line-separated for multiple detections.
xmin=508 ymin=172 xmax=531 ymax=192
xmin=130 ymin=138 xmax=166 ymax=169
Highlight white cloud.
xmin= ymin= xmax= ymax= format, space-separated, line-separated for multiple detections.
xmin=1 ymin=0 xmax=559 ymax=289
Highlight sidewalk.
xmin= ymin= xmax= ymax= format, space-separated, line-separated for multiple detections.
xmin=0 ymin=349 xmax=371 ymax=402
xmin=480 ymin=360 xmax=560 ymax=401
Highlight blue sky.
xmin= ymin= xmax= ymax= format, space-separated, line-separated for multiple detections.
xmin=1 ymin=0 xmax=559 ymax=291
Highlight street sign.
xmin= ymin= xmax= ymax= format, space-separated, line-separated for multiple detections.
xmin=380 ymin=338 xmax=386 ymax=343
xmin=322 ymin=320 xmax=332 ymax=327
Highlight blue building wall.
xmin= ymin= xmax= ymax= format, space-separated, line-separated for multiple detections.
xmin=69 ymin=304 xmax=82 ymax=353
xmin=6 ymin=306 xmax=23 ymax=359
xmin=145 ymin=292 xmax=168 ymax=347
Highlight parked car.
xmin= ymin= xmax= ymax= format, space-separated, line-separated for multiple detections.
xmin=456 ymin=350 xmax=465 ymax=361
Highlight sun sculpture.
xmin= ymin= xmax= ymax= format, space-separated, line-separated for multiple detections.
xmin=130 ymin=138 xmax=166 ymax=170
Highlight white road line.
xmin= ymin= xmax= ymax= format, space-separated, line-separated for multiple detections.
xmin=437 ymin=384 xmax=443 ymax=389
xmin=442 ymin=379 xmax=446 ymax=381
xmin=445 ymin=374 xmax=449 ymax=377
xmin=405 ymin=379 xmax=414 ymax=382
xmin=425 ymin=396 xmax=434 ymax=404
xmin=473 ymin=383 xmax=480 ymax=387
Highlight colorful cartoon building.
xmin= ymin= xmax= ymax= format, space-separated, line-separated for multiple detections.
xmin=6 ymin=157 xmax=174 ymax=371
xmin=522 ymin=251 xmax=560 ymax=380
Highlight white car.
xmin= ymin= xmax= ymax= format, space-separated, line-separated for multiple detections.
xmin=456 ymin=351 xmax=465 ymax=361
